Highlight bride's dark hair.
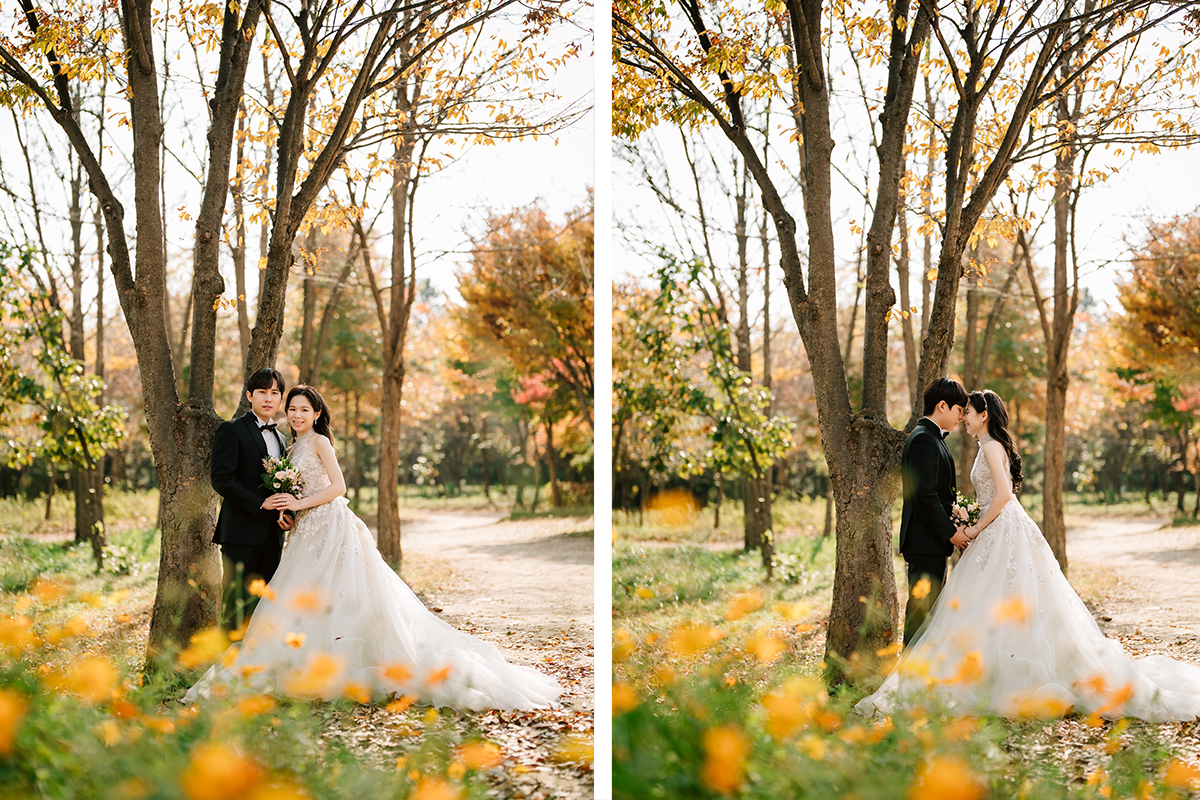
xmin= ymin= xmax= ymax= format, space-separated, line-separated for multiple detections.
xmin=969 ymin=390 xmax=1022 ymax=493
xmin=286 ymin=385 xmax=334 ymax=444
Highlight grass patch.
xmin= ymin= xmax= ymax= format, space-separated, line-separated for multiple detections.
xmin=508 ymin=504 xmax=594 ymax=521
xmin=613 ymin=528 xmax=1200 ymax=799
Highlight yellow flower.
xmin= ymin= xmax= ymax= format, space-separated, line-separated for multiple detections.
xmin=772 ymin=601 xmax=811 ymax=620
xmin=0 ymin=689 xmax=29 ymax=756
xmin=284 ymin=632 xmax=305 ymax=649
xmin=383 ymin=663 xmax=413 ymax=684
xmin=177 ymin=628 xmax=231 ymax=670
xmin=612 ymin=682 xmax=639 ymax=714
xmin=290 ymin=589 xmax=324 ymax=611
xmin=701 ymin=725 xmax=749 ymax=795
xmin=991 ymin=596 xmax=1029 ymax=625
xmin=948 ymin=651 xmax=984 ymax=685
xmin=344 ymin=683 xmax=372 ymax=704
xmin=282 ymin=653 xmax=343 ymax=697
xmin=906 ymin=755 xmax=985 ymax=800
xmin=634 ymin=588 xmax=654 ymax=599
xmin=665 ymin=623 xmax=724 ymax=657
xmin=911 ymin=578 xmax=931 ymax=600
xmin=745 ymin=629 xmax=786 ymax=663
xmin=456 ymin=741 xmax=503 ymax=770
xmin=725 ymin=589 xmax=764 ymax=621
xmin=32 ymin=578 xmax=71 ymax=604
xmin=235 ymin=696 xmax=276 ymax=718
xmin=385 ymin=695 xmax=417 ymax=714
xmin=799 ymin=733 xmax=827 ymax=761
xmin=49 ymin=657 xmax=119 ymax=705
xmin=613 ymin=628 xmax=635 ymax=662
xmin=179 ymin=743 xmax=265 ymax=800
xmin=1163 ymin=759 xmax=1200 ymax=789
xmin=409 ymin=778 xmax=461 ymax=800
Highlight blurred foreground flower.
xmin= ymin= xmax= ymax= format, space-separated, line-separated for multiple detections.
xmin=0 ymin=688 xmax=29 ymax=756
xmin=949 ymin=651 xmax=984 ymax=685
xmin=0 ymin=615 xmax=37 ymax=655
xmin=646 ymin=489 xmax=700 ymax=526
xmin=701 ymin=725 xmax=749 ymax=795
xmin=665 ymin=623 xmax=724 ymax=657
xmin=45 ymin=656 xmax=118 ymax=704
xmin=178 ymin=628 xmax=231 ymax=670
xmin=32 ymin=578 xmax=71 ymax=604
xmin=179 ymin=742 xmax=265 ymax=800
xmin=248 ymin=579 xmax=276 ymax=602
xmin=911 ymin=578 xmax=931 ymax=600
xmin=456 ymin=741 xmax=503 ymax=770
xmin=1164 ymin=758 xmax=1200 ymax=790
xmin=725 ymin=589 xmax=764 ymax=621
xmin=613 ymin=628 xmax=635 ymax=661
xmin=235 ymin=695 xmax=276 ymax=718
xmin=411 ymin=777 xmax=461 ymax=800
xmin=991 ymin=597 xmax=1029 ymax=625
xmin=612 ymin=682 xmax=638 ymax=714
xmin=282 ymin=653 xmax=344 ymax=697
xmin=907 ymin=755 xmax=985 ymax=800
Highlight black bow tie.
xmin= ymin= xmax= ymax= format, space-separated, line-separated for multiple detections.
xmin=259 ymin=422 xmax=278 ymax=432
xmin=942 ymin=430 xmax=950 ymax=439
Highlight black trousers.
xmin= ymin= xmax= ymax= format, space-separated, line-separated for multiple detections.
xmin=220 ymin=537 xmax=283 ymax=633
xmin=903 ymin=555 xmax=947 ymax=647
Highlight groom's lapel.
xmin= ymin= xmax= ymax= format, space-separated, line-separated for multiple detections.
xmin=243 ymin=412 xmax=269 ymax=460
xmin=923 ymin=418 xmax=953 ymax=471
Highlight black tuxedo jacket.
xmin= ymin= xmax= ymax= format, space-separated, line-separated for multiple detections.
xmin=211 ymin=412 xmax=287 ymax=547
xmin=898 ymin=417 xmax=958 ymax=559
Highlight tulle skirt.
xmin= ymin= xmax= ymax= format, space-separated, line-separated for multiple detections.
xmin=857 ymin=500 xmax=1200 ymax=721
xmin=184 ymin=497 xmax=562 ymax=711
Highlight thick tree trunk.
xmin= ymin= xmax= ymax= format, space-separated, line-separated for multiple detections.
xmin=377 ymin=373 xmax=404 ymax=566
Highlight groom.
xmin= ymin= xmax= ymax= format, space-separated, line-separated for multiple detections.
xmin=211 ymin=367 xmax=293 ymax=633
xmin=898 ymin=377 xmax=970 ymax=646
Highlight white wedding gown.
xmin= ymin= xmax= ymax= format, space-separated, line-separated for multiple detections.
xmin=184 ymin=430 xmax=562 ymax=710
xmin=857 ymin=436 xmax=1200 ymax=721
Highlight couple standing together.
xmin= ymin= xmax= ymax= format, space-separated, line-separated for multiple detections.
xmin=860 ymin=377 xmax=1200 ymax=720
xmin=184 ymin=368 xmax=561 ymax=710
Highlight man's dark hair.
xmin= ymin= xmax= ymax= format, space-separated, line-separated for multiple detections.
xmin=246 ymin=367 xmax=285 ymax=395
xmin=922 ymin=377 xmax=968 ymax=415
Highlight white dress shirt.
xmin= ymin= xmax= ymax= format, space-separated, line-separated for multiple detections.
xmin=254 ymin=413 xmax=282 ymax=458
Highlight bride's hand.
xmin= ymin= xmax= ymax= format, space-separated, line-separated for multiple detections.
xmin=266 ymin=493 xmax=301 ymax=510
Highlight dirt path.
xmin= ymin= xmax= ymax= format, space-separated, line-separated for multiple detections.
xmin=395 ymin=511 xmax=595 ymax=799
xmin=1067 ymin=517 xmax=1200 ymax=663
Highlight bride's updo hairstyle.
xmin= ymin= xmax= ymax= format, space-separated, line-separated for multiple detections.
xmin=286 ymin=385 xmax=335 ymax=444
xmin=968 ymin=390 xmax=1022 ymax=493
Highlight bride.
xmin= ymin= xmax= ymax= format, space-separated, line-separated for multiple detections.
xmin=857 ymin=389 xmax=1200 ymax=721
xmin=184 ymin=385 xmax=562 ymax=711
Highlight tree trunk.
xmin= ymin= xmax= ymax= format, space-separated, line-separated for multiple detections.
xmin=958 ymin=255 xmax=979 ymax=492
xmin=896 ymin=157 xmax=918 ymax=404
xmin=298 ymin=229 xmax=319 ymax=384
xmin=233 ymin=100 xmax=251 ymax=368
xmin=544 ymin=419 xmax=562 ymax=507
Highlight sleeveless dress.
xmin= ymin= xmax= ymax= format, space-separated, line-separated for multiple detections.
xmin=856 ymin=435 xmax=1200 ymax=720
xmin=184 ymin=430 xmax=562 ymax=710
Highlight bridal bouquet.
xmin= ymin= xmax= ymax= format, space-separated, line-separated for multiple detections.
xmin=262 ymin=454 xmax=304 ymax=523
xmin=951 ymin=490 xmax=981 ymax=527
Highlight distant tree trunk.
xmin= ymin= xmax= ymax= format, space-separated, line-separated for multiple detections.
xmin=371 ymin=80 xmax=422 ymax=569
xmin=297 ymin=228 xmax=319 ymax=385
xmin=544 ymin=419 xmax=562 ymax=507
xmin=958 ymin=251 xmax=980 ymax=492
xmin=896 ymin=154 xmax=918 ymax=405
xmin=233 ymin=99 xmax=251 ymax=368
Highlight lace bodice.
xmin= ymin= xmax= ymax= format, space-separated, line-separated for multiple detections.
xmin=290 ymin=431 xmax=332 ymax=497
xmin=970 ymin=434 xmax=1007 ymax=508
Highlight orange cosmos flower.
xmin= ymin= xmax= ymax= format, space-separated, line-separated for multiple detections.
xmin=949 ymin=651 xmax=984 ymax=685
xmin=700 ymin=725 xmax=749 ymax=795
xmin=907 ymin=755 xmax=985 ymax=800
xmin=1164 ymin=759 xmax=1200 ymax=789
xmin=247 ymin=580 xmax=276 ymax=601
xmin=409 ymin=777 xmax=461 ymax=800
xmin=284 ymin=632 xmax=305 ymax=649
xmin=725 ymin=589 xmax=764 ymax=621
xmin=235 ymin=695 xmax=276 ymax=718
xmin=991 ymin=597 xmax=1029 ymax=625
xmin=385 ymin=695 xmax=418 ymax=714
xmin=177 ymin=628 xmax=230 ymax=670
xmin=0 ymin=689 xmax=29 ymax=756
xmin=612 ymin=682 xmax=638 ymax=714
xmin=665 ymin=623 xmax=724 ymax=657
xmin=383 ymin=663 xmax=413 ymax=684
xmin=427 ymin=666 xmax=451 ymax=686
xmin=179 ymin=743 xmax=264 ymax=800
